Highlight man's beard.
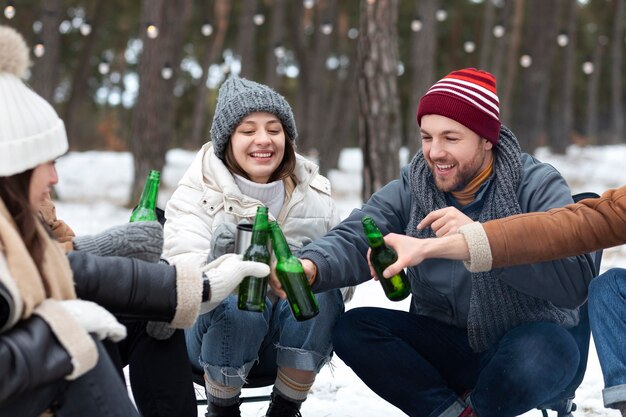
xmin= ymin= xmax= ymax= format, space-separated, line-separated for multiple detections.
xmin=430 ymin=162 xmax=480 ymax=193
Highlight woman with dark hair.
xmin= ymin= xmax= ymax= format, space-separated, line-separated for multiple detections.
xmin=0 ymin=25 xmax=270 ymax=416
xmin=0 ymin=25 xmax=136 ymax=415
xmin=164 ymin=77 xmax=353 ymax=417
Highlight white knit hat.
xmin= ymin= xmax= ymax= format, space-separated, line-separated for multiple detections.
xmin=0 ymin=25 xmax=68 ymax=176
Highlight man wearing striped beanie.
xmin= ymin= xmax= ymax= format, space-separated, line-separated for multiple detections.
xmin=418 ymin=68 xmax=501 ymax=145
xmin=298 ymin=67 xmax=593 ymax=417
xmin=416 ymin=68 xmax=501 ymax=196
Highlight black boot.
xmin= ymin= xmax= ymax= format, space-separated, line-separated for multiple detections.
xmin=205 ymin=401 xmax=241 ymax=417
xmin=265 ymin=393 xmax=303 ymax=417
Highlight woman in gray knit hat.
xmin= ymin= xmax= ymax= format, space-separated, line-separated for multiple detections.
xmin=163 ymin=77 xmax=352 ymax=417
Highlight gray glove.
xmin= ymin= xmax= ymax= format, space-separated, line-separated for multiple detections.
xmin=206 ymin=222 xmax=237 ymax=263
xmin=146 ymin=321 xmax=175 ymax=340
xmin=73 ymin=221 xmax=163 ymax=263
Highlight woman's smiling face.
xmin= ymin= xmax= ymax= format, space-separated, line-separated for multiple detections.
xmin=229 ymin=112 xmax=286 ymax=184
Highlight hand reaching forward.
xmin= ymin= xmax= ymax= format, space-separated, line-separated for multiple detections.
xmin=418 ymin=206 xmax=473 ymax=237
xmin=377 ymin=233 xmax=433 ymax=278
xmin=73 ymin=221 xmax=163 ymax=263
xmin=382 ymin=232 xmax=472 ymax=278
xmin=59 ymin=299 xmax=127 ymax=342
xmin=200 ymin=253 xmax=270 ymax=314
xmin=269 ymin=258 xmax=317 ymax=300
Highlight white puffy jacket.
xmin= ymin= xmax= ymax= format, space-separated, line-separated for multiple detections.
xmin=163 ymin=143 xmax=353 ymax=302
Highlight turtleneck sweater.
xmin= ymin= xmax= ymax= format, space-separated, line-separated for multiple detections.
xmin=450 ymin=157 xmax=494 ymax=206
xmin=234 ymin=174 xmax=285 ymax=218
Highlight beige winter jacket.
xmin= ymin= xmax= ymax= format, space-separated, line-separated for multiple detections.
xmin=163 ymin=143 xmax=354 ymax=302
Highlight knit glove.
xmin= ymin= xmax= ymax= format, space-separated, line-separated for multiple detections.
xmin=59 ymin=299 xmax=127 ymax=342
xmin=73 ymin=221 xmax=163 ymax=263
xmin=206 ymin=223 xmax=237 ymax=263
xmin=199 ymin=253 xmax=270 ymax=314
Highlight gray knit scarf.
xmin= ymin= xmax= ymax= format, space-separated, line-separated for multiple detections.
xmin=407 ymin=125 xmax=568 ymax=352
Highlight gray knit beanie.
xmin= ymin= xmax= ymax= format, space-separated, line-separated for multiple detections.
xmin=210 ymin=77 xmax=297 ymax=160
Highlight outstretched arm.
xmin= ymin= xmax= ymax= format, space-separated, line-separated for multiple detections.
xmin=383 ymin=185 xmax=626 ymax=274
xmin=463 ymin=185 xmax=626 ymax=271
xmin=379 ymin=233 xmax=471 ymax=278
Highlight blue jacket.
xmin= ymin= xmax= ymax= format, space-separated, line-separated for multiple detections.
xmin=300 ymin=154 xmax=595 ymax=328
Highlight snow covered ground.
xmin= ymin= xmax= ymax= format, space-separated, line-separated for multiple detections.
xmin=53 ymin=144 xmax=626 ymax=417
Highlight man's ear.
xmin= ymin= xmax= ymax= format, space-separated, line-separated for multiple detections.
xmin=482 ymin=138 xmax=493 ymax=151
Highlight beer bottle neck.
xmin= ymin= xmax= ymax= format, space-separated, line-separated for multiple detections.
xmin=269 ymin=223 xmax=292 ymax=261
xmin=365 ymin=233 xmax=384 ymax=248
xmin=251 ymin=207 xmax=269 ymax=245
xmin=137 ymin=172 xmax=159 ymax=210
xmin=362 ymin=216 xmax=385 ymax=249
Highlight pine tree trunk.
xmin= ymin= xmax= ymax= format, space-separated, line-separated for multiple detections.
xmin=31 ymin=0 xmax=63 ymax=103
xmin=610 ymin=0 xmax=624 ymax=143
xmin=511 ymin=0 xmax=560 ymax=152
xmin=63 ymin=0 xmax=108 ymax=149
xmin=188 ymin=0 xmax=231 ymax=149
xmin=550 ymin=0 xmax=577 ymax=154
xmin=130 ymin=0 xmax=191 ymax=206
xmin=586 ymin=40 xmax=605 ymax=143
xmin=489 ymin=0 xmax=513 ymax=87
xmin=318 ymin=2 xmax=358 ymax=175
xmin=358 ymin=0 xmax=401 ymax=201
xmin=235 ymin=0 xmax=258 ymax=79
xmin=500 ymin=0 xmax=525 ymax=124
xmin=264 ymin=0 xmax=287 ymax=89
xmin=478 ymin=0 xmax=496 ymax=70
xmin=404 ymin=0 xmax=438 ymax=156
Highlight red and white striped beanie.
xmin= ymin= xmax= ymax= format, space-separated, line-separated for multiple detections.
xmin=416 ymin=68 xmax=501 ymax=145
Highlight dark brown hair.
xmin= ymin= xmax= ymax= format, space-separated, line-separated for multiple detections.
xmin=0 ymin=170 xmax=45 ymax=266
xmin=223 ymin=133 xmax=297 ymax=183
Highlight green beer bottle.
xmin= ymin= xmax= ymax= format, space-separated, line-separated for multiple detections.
xmin=269 ymin=221 xmax=319 ymax=321
xmin=129 ymin=170 xmax=160 ymax=222
xmin=238 ymin=207 xmax=271 ymax=312
xmin=362 ymin=216 xmax=410 ymax=301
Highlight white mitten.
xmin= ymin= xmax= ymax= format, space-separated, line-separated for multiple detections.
xmin=59 ymin=299 xmax=127 ymax=342
xmin=200 ymin=253 xmax=270 ymax=314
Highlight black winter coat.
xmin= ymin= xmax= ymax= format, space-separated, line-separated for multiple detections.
xmin=0 ymin=252 xmax=181 ymax=405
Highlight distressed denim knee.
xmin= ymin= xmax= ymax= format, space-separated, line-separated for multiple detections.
xmin=273 ymin=289 xmax=345 ymax=372
xmin=186 ymin=295 xmax=272 ymax=387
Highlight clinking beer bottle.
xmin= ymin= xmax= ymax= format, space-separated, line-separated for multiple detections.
xmin=238 ymin=206 xmax=271 ymax=312
xmin=269 ymin=221 xmax=319 ymax=321
xmin=362 ymin=216 xmax=410 ymax=301
xmin=130 ymin=170 xmax=160 ymax=222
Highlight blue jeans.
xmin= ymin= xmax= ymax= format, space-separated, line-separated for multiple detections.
xmin=0 ymin=337 xmax=140 ymax=417
xmin=589 ymin=268 xmax=626 ymax=409
xmin=185 ymin=289 xmax=344 ymax=388
xmin=333 ymin=307 xmax=579 ymax=417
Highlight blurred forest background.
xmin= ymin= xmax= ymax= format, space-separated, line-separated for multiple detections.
xmin=2 ymin=0 xmax=625 ymax=201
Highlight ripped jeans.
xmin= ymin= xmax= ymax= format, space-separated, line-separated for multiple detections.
xmin=185 ymin=289 xmax=344 ymax=388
